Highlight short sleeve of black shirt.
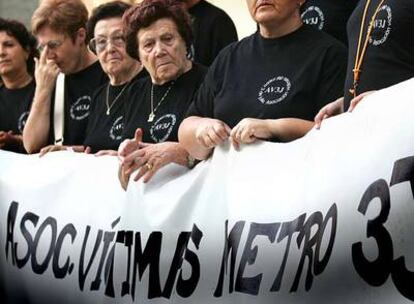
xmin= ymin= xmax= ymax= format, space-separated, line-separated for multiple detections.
xmin=187 ymin=26 xmax=347 ymax=129
xmin=83 ymin=70 xmax=147 ymax=153
xmin=189 ymin=0 xmax=238 ymax=66
xmin=344 ymin=0 xmax=414 ymax=109
xmin=123 ymin=63 xmax=207 ymax=143
xmin=301 ymin=0 xmax=359 ymax=45
xmin=48 ymin=61 xmax=108 ymax=145
xmin=0 ymin=81 xmax=35 ymax=135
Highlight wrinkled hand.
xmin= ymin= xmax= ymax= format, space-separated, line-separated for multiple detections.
xmin=348 ymin=91 xmax=376 ymax=112
xmin=121 ymin=141 xmax=185 ymax=183
xmin=34 ymin=46 xmax=60 ymax=94
xmin=230 ymin=118 xmax=272 ymax=149
xmin=118 ymin=128 xmax=144 ymax=166
xmin=314 ymin=97 xmax=344 ymax=129
xmin=195 ymin=118 xmax=231 ymax=149
xmin=39 ymin=145 xmax=87 ymax=157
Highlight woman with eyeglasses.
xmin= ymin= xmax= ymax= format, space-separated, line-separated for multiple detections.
xmin=117 ymin=0 xmax=207 ymax=186
xmin=0 ymin=18 xmax=37 ymax=153
xmin=38 ymin=1 xmax=146 ymax=156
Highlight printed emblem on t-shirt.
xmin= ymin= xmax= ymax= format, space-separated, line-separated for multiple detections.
xmin=70 ymin=95 xmax=91 ymax=121
xmin=17 ymin=111 xmax=29 ymax=133
xmin=150 ymin=114 xmax=177 ymax=143
xmin=258 ymin=76 xmax=291 ymax=105
xmin=301 ymin=6 xmax=325 ymax=30
xmin=109 ymin=116 xmax=124 ymax=141
xmin=370 ymin=5 xmax=392 ymax=46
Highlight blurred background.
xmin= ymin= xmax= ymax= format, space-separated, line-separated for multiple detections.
xmin=0 ymin=0 xmax=256 ymax=39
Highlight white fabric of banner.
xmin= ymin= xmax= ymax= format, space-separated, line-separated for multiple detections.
xmin=1 ymin=79 xmax=414 ymax=304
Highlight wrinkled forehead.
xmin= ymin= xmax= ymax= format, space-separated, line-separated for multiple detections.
xmin=35 ymin=26 xmax=65 ymax=44
xmin=137 ymin=18 xmax=179 ymax=42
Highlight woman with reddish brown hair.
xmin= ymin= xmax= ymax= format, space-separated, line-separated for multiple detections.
xmin=118 ymin=0 xmax=207 ymax=187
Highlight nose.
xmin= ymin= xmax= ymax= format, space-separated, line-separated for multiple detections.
xmin=0 ymin=44 xmax=5 ymax=56
xmin=154 ymin=41 xmax=166 ymax=57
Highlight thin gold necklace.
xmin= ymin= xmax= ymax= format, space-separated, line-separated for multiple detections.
xmin=148 ymin=81 xmax=174 ymax=122
xmin=349 ymin=0 xmax=386 ymax=98
xmin=105 ymin=81 xmax=130 ymax=115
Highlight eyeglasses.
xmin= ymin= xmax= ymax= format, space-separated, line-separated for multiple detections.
xmin=37 ymin=39 xmax=64 ymax=53
xmin=89 ymin=32 xmax=125 ymax=54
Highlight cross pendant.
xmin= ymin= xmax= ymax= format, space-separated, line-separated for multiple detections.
xmin=148 ymin=113 xmax=155 ymax=122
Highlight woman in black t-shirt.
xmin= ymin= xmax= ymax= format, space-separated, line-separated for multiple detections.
xmin=179 ymin=0 xmax=347 ymax=161
xmin=37 ymin=2 xmax=145 ymax=156
xmin=315 ymin=0 xmax=414 ymax=127
xmin=0 ymin=18 xmax=37 ymax=153
xmin=118 ymin=0 xmax=206 ymax=186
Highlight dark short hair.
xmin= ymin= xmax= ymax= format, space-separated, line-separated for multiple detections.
xmin=123 ymin=0 xmax=193 ymax=60
xmin=86 ymin=1 xmax=131 ymax=43
xmin=0 ymin=18 xmax=38 ymax=75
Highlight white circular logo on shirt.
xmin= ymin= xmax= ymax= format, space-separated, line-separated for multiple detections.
xmin=70 ymin=95 xmax=91 ymax=121
xmin=258 ymin=76 xmax=291 ymax=105
xmin=18 ymin=111 xmax=29 ymax=133
xmin=370 ymin=5 xmax=392 ymax=46
xmin=150 ymin=114 xmax=177 ymax=143
xmin=301 ymin=6 xmax=325 ymax=30
xmin=109 ymin=116 xmax=124 ymax=141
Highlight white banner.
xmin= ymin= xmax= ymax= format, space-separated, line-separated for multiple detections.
xmin=1 ymin=79 xmax=414 ymax=304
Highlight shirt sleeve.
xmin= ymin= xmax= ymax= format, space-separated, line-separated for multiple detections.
xmin=314 ymin=41 xmax=348 ymax=110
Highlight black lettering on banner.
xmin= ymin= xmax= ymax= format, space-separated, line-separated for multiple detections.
xmin=53 ymin=223 xmax=77 ymax=278
xmin=131 ymin=232 xmax=162 ymax=300
xmin=175 ymin=224 xmax=203 ymax=298
xmin=90 ymin=230 xmax=115 ymax=291
xmin=291 ymin=211 xmax=323 ymax=292
xmin=31 ymin=217 xmax=58 ymax=274
xmin=119 ymin=230 xmax=134 ymax=297
xmin=352 ymin=179 xmax=393 ymax=286
xmin=314 ymin=204 xmax=337 ymax=276
xmin=389 ymin=157 xmax=414 ymax=300
xmin=5 ymin=201 xmax=19 ymax=265
xmin=79 ymin=226 xmax=103 ymax=291
xmin=214 ymin=220 xmax=245 ymax=297
xmin=235 ymin=222 xmax=280 ymax=295
xmin=271 ymin=214 xmax=306 ymax=291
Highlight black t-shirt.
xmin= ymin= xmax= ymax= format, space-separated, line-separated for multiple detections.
xmin=188 ymin=0 xmax=238 ymax=66
xmin=187 ymin=26 xmax=347 ymax=130
xmin=49 ymin=61 xmax=108 ymax=145
xmin=301 ymin=0 xmax=359 ymax=45
xmin=123 ymin=63 xmax=207 ymax=143
xmin=344 ymin=0 xmax=414 ymax=109
xmin=83 ymin=70 xmax=147 ymax=153
xmin=0 ymin=80 xmax=35 ymax=135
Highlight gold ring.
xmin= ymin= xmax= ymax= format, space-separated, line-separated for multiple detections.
xmin=145 ymin=163 xmax=153 ymax=170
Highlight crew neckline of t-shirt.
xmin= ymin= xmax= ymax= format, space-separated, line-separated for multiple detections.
xmin=66 ymin=60 xmax=101 ymax=79
xmin=1 ymin=80 xmax=35 ymax=93
xmin=257 ymin=25 xmax=307 ymax=46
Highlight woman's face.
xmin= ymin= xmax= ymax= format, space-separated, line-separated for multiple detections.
xmin=93 ymin=17 xmax=136 ymax=77
xmin=0 ymin=31 xmax=29 ymax=77
xmin=246 ymin=0 xmax=301 ymax=25
xmin=137 ymin=18 xmax=188 ymax=85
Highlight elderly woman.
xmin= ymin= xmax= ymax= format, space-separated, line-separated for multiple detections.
xmin=178 ymin=0 xmax=347 ymax=160
xmin=314 ymin=0 xmax=414 ymax=126
xmin=39 ymin=1 xmax=146 ymax=156
xmin=0 ymin=18 xmax=37 ymax=153
xmin=118 ymin=0 xmax=206 ymax=186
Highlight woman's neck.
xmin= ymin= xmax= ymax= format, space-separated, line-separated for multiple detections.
xmin=109 ymin=61 xmax=143 ymax=86
xmin=2 ymin=69 xmax=32 ymax=89
xmin=259 ymin=17 xmax=303 ymax=39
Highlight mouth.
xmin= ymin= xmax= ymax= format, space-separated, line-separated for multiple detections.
xmin=0 ymin=60 xmax=11 ymax=65
xmin=256 ymin=0 xmax=274 ymax=11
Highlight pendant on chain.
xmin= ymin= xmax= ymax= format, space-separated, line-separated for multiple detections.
xmin=148 ymin=113 xmax=155 ymax=122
